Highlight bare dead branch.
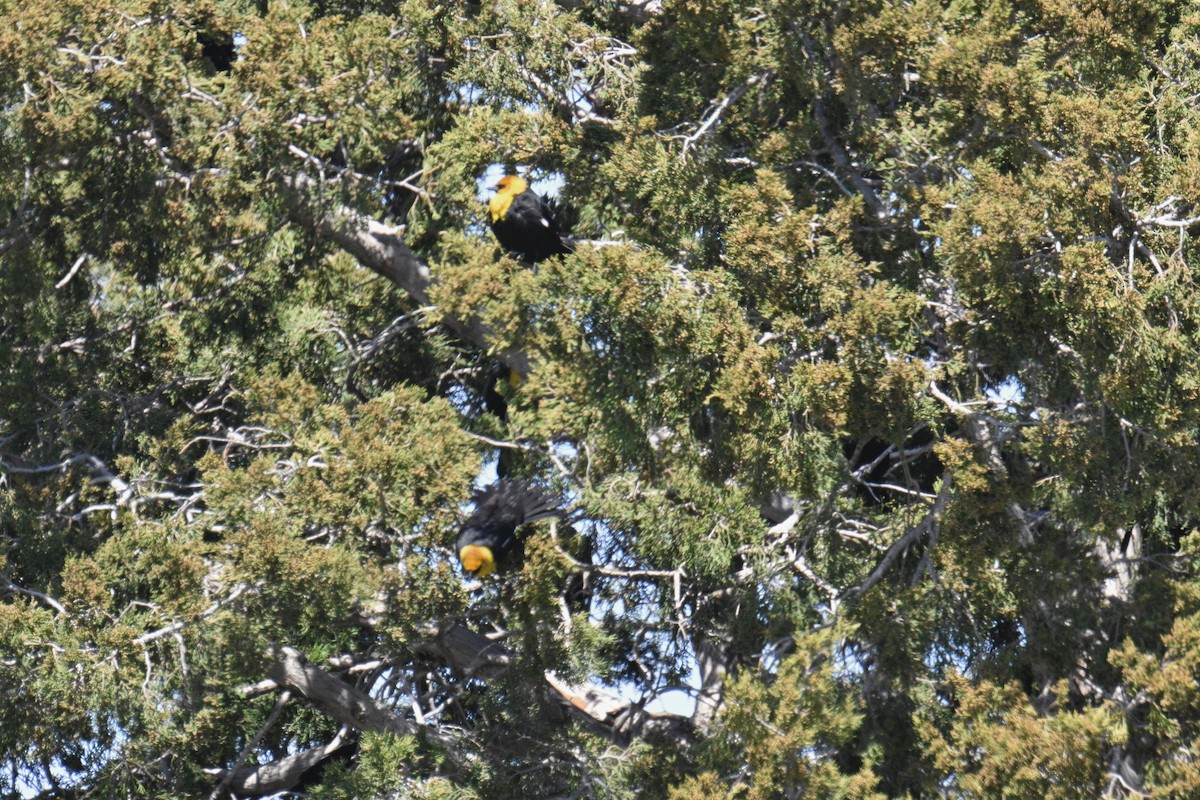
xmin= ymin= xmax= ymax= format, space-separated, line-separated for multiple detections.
xmin=134 ymin=584 xmax=256 ymax=646
xmin=411 ymin=623 xmax=512 ymax=678
xmin=843 ymin=476 xmax=952 ymax=601
xmin=929 ymin=380 xmax=1043 ymax=545
xmin=679 ymin=70 xmax=776 ymax=159
xmin=53 ymin=252 xmax=89 ymax=289
xmin=3 ymin=581 xmax=67 ymax=615
xmin=545 ymin=672 xmax=695 ymax=744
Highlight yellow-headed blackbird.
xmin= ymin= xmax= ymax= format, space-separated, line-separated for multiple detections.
xmin=488 ymin=175 xmax=574 ymax=263
xmin=456 ymin=480 xmax=562 ymax=578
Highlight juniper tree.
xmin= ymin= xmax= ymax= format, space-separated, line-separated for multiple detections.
xmin=4 ymin=1 xmax=1200 ymax=798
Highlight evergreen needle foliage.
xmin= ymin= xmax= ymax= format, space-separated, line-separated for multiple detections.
xmin=4 ymin=0 xmax=1200 ymax=797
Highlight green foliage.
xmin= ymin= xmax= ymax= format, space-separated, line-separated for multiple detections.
xmin=689 ymin=626 xmax=887 ymax=800
xmin=306 ymin=733 xmax=466 ymax=800
xmin=5 ymin=0 xmax=1200 ymax=797
xmin=918 ymin=675 xmax=1122 ymax=799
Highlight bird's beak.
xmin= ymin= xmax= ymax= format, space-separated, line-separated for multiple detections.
xmin=459 ymin=544 xmax=496 ymax=578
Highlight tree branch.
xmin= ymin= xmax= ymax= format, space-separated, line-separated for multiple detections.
xmin=281 ymin=172 xmax=531 ymax=375
xmin=209 ymin=690 xmax=295 ymax=799
xmin=680 ymin=70 xmax=776 ymax=159
xmin=842 ymin=475 xmax=952 ymax=600
xmin=222 ymin=728 xmax=351 ymax=797
xmin=929 ymin=381 xmax=1043 ymax=545
xmin=3 ymin=580 xmax=67 ymax=615
xmin=415 ymin=623 xmax=695 ymax=745
xmin=134 ymin=584 xmax=255 ymax=646
xmin=266 ymin=644 xmax=417 ymax=737
xmin=811 ymin=93 xmax=887 ymax=220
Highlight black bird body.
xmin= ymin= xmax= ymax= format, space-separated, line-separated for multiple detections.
xmin=456 ymin=480 xmax=562 ymax=578
xmin=488 ymin=175 xmax=574 ymax=263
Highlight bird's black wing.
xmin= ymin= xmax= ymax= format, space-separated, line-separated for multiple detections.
xmin=456 ymin=480 xmax=562 ymax=554
xmin=508 ymin=193 xmax=565 ymax=235
xmin=505 ymin=192 xmax=574 ymax=261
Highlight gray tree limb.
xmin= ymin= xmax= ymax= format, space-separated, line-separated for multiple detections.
xmin=281 ymin=172 xmax=531 ymax=376
xmin=224 ymin=727 xmax=349 ymax=797
xmin=266 ymin=644 xmax=416 ymax=737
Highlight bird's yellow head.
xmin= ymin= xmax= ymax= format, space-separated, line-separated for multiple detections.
xmin=459 ymin=544 xmax=496 ymax=578
xmin=488 ymin=175 xmax=528 ymax=222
